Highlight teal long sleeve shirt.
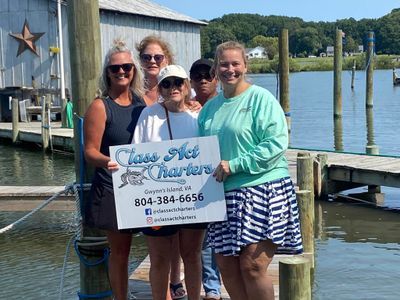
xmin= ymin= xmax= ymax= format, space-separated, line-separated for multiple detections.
xmin=198 ymin=85 xmax=290 ymax=191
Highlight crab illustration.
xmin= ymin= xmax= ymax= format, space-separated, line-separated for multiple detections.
xmin=119 ymin=167 xmax=149 ymax=188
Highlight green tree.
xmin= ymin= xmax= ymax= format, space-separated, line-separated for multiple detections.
xmin=201 ymin=23 xmax=236 ymax=58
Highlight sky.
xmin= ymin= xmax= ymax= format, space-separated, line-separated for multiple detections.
xmin=151 ymin=0 xmax=399 ymax=22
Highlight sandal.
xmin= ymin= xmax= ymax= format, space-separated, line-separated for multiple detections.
xmin=170 ymin=282 xmax=187 ymax=299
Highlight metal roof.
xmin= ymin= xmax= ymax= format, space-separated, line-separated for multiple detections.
xmin=99 ymin=0 xmax=207 ymax=25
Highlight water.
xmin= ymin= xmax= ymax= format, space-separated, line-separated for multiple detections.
xmin=1 ymin=70 xmax=400 ymax=299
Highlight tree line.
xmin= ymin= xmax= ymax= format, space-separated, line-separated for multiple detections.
xmin=200 ymin=8 xmax=400 ymax=59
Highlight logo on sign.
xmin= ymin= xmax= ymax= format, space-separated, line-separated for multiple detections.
xmin=146 ymin=217 xmax=153 ymax=224
xmin=145 ymin=208 xmax=152 ymax=215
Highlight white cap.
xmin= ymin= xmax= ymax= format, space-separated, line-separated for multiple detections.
xmin=157 ymin=65 xmax=188 ymax=85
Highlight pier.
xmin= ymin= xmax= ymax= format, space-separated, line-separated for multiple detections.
xmin=2 ymin=148 xmax=399 ymax=298
xmin=0 ymin=121 xmax=74 ymax=151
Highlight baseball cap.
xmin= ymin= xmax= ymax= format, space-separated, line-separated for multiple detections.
xmin=157 ymin=65 xmax=188 ymax=84
xmin=189 ymin=59 xmax=213 ymax=74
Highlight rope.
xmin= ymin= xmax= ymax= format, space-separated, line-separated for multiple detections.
xmin=74 ymin=240 xmax=110 ymax=267
xmin=0 ymin=183 xmax=74 ymax=234
xmin=58 ymin=234 xmax=76 ymax=300
xmin=77 ymin=290 xmax=113 ymax=299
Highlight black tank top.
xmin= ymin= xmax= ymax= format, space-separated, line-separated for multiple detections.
xmin=93 ymin=95 xmax=146 ymax=189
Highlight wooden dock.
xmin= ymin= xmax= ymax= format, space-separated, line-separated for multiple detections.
xmin=2 ymin=148 xmax=400 ymax=299
xmin=0 ymin=121 xmax=74 ymax=151
xmin=128 ymin=254 xmax=310 ymax=300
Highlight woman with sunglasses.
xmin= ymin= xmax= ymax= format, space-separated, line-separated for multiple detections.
xmin=133 ymin=65 xmax=206 ymax=300
xmin=198 ymin=41 xmax=303 ymax=300
xmin=136 ymin=36 xmax=198 ymax=300
xmin=83 ymin=40 xmax=146 ymax=300
xmin=136 ymin=35 xmax=173 ymax=106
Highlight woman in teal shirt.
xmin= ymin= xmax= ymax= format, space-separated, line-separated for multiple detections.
xmin=198 ymin=41 xmax=303 ymax=300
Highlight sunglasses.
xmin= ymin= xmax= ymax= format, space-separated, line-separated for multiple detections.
xmin=160 ymin=78 xmax=185 ymax=89
xmin=140 ymin=54 xmax=165 ymax=63
xmin=107 ymin=63 xmax=134 ymax=73
xmin=190 ymin=72 xmax=213 ymax=82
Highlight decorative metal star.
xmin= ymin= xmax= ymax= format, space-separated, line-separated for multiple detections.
xmin=9 ymin=19 xmax=45 ymax=57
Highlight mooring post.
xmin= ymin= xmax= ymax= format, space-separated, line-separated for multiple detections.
xmin=296 ymin=190 xmax=314 ymax=269
xmin=279 ymin=256 xmax=311 ymax=300
xmin=366 ymin=107 xmax=379 ymax=155
xmin=351 ymin=59 xmax=356 ymax=89
xmin=334 ymin=116 xmax=343 ymax=151
xmin=316 ymin=154 xmax=329 ymax=199
xmin=11 ymin=97 xmax=19 ymax=143
xmin=41 ymin=95 xmax=50 ymax=151
xmin=67 ymin=0 xmax=111 ymax=298
xmin=366 ymin=31 xmax=374 ymax=108
xmin=279 ymin=28 xmax=290 ymax=141
xmin=333 ymin=29 xmax=343 ymax=119
xmin=297 ymin=152 xmax=314 ymax=201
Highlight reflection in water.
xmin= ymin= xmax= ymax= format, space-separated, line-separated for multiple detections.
xmin=314 ymin=201 xmax=400 ymax=300
xmin=0 ymin=211 xmax=148 ymax=300
xmin=333 ymin=117 xmax=343 ymax=151
xmin=0 ymin=143 xmax=75 ymax=186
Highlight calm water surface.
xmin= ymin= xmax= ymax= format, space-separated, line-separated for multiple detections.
xmin=1 ymin=70 xmax=399 ymax=299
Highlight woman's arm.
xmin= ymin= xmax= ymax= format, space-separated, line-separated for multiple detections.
xmin=83 ymin=98 xmax=116 ymax=169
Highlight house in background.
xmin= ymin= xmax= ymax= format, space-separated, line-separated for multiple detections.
xmin=0 ymin=0 xmax=205 ymax=121
xmin=326 ymin=46 xmax=334 ymax=57
xmin=245 ymin=46 xmax=267 ymax=59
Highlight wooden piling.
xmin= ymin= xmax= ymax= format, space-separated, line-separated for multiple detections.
xmin=333 ymin=29 xmax=343 ymax=119
xmin=366 ymin=31 xmax=374 ymax=108
xmin=41 ymin=96 xmax=50 ymax=151
xmin=279 ymin=256 xmax=311 ymax=300
xmin=296 ymin=152 xmax=314 ymax=201
xmin=366 ymin=107 xmax=379 ymax=155
xmin=316 ymin=154 xmax=329 ymax=199
xmin=296 ymin=190 xmax=314 ymax=268
xmin=351 ymin=59 xmax=356 ymax=89
xmin=334 ymin=116 xmax=343 ymax=151
xmin=67 ymin=0 xmax=110 ymax=298
xmin=279 ymin=28 xmax=290 ymax=139
xmin=11 ymin=97 xmax=19 ymax=143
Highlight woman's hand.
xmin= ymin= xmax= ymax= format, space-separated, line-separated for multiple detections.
xmin=185 ymin=100 xmax=202 ymax=112
xmin=107 ymin=160 xmax=119 ymax=171
xmin=213 ymin=160 xmax=231 ymax=182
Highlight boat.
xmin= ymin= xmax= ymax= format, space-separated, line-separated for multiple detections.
xmin=393 ymin=68 xmax=400 ymax=85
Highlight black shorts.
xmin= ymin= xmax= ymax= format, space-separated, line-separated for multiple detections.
xmin=142 ymin=222 xmax=208 ymax=237
xmin=84 ymin=181 xmax=142 ymax=234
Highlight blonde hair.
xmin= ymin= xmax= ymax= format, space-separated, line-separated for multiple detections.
xmin=99 ymin=39 xmax=145 ymax=98
xmin=212 ymin=41 xmax=248 ymax=75
xmin=136 ymin=35 xmax=175 ymax=64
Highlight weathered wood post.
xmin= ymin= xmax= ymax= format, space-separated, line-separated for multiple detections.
xmin=334 ymin=116 xmax=343 ymax=151
xmin=366 ymin=107 xmax=379 ymax=155
xmin=351 ymin=59 xmax=356 ymax=89
xmin=297 ymin=152 xmax=314 ymax=201
xmin=333 ymin=29 xmax=343 ymax=119
xmin=365 ymin=31 xmax=374 ymax=108
xmin=11 ymin=97 xmax=19 ymax=143
xmin=316 ymin=154 xmax=329 ymax=199
xmin=279 ymin=257 xmax=311 ymax=300
xmin=279 ymin=28 xmax=290 ymax=141
xmin=67 ymin=0 xmax=111 ymax=298
xmin=296 ymin=190 xmax=314 ymax=268
xmin=41 ymin=95 xmax=50 ymax=151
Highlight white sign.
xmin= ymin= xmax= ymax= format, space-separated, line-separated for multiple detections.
xmin=110 ymin=136 xmax=227 ymax=229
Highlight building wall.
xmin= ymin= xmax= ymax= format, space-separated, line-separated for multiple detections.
xmin=99 ymin=11 xmax=201 ymax=72
xmin=0 ymin=0 xmax=59 ymax=90
xmin=0 ymin=0 xmax=202 ymax=97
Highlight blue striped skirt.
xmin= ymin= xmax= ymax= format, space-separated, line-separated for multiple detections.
xmin=207 ymin=177 xmax=303 ymax=256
